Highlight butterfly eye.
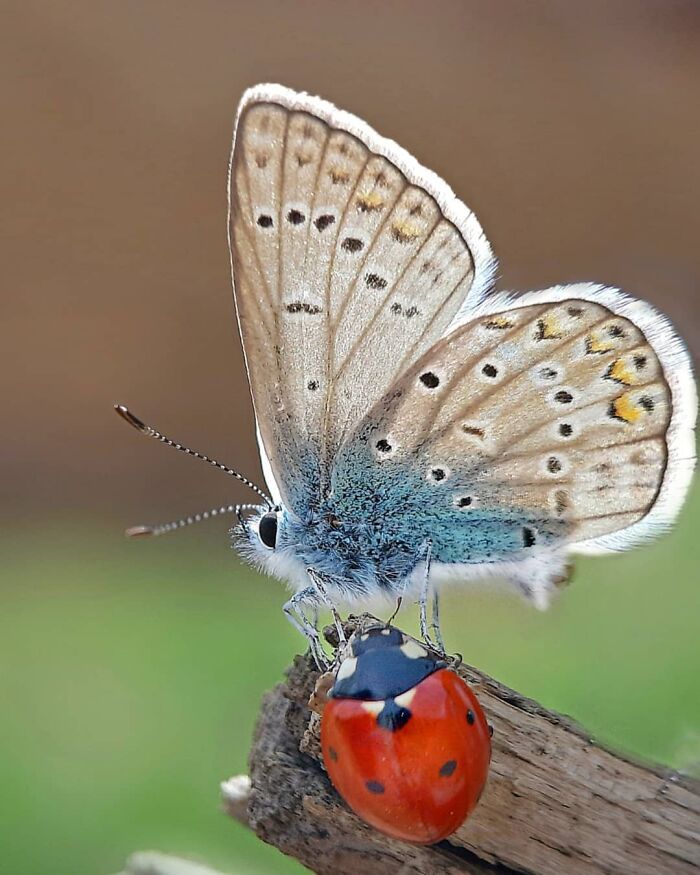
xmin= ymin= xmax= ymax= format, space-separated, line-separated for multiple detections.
xmin=258 ymin=512 xmax=278 ymax=549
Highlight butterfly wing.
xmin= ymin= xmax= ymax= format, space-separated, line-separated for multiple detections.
xmin=332 ymin=284 xmax=695 ymax=572
xmin=228 ymin=84 xmax=495 ymax=510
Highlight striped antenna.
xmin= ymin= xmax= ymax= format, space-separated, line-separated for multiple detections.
xmin=114 ymin=404 xmax=273 ymax=508
xmin=126 ymin=503 xmax=261 ymax=538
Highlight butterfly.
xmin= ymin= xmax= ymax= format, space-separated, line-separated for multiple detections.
xmin=119 ymin=84 xmax=696 ymax=665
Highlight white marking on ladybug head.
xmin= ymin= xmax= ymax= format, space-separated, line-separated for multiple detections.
xmin=361 ymin=701 xmax=384 ymax=715
xmin=335 ymin=656 xmax=357 ymax=681
xmin=394 ymin=688 xmax=417 ymax=708
xmin=400 ymin=640 xmax=427 ymax=659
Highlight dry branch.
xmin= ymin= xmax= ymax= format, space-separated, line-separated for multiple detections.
xmin=223 ymin=615 xmax=700 ymax=875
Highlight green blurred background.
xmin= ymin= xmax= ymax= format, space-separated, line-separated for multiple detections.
xmin=2 ymin=2 xmax=699 ymax=874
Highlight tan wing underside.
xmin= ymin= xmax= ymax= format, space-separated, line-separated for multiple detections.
xmin=360 ymin=299 xmax=671 ymax=544
xmin=230 ymin=101 xmax=479 ymax=507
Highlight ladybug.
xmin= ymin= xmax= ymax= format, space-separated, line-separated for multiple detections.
xmin=320 ymin=625 xmax=491 ymax=844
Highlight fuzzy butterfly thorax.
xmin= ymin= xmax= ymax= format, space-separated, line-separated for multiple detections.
xmin=228 ymin=84 xmax=695 ymax=615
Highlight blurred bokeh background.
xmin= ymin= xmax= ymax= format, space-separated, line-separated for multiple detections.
xmin=2 ymin=2 xmax=699 ymax=873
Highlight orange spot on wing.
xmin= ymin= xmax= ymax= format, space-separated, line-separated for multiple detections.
xmin=391 ymin=220 xmax=422 ymax=243
xmin=356 ymin=191 xmax=384 ymax=212
xmin=536 ymin=313 xmax=563 ymax=340
xmin=586 ymin=331 xmax=614 ymax=354
xmin=610 ymin=393 xmax=642 ymax=423
xmin=606 ymin=358 xmax=638 ymax=386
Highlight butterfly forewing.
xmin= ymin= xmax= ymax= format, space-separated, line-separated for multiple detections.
xmin=341 ymin=291 xmax=686 ymax=557
xmin=229 ymin=85 xmax=495 ymax=510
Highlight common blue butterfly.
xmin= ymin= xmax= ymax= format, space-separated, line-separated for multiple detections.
xmin=120 ymin=84 xmax=696 ymax=665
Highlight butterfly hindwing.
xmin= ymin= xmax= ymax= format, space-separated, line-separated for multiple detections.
xmin=335 ymin=284 xmax=694 ymax=561
xmin=229 ymin=84 xmax=495 ymax=510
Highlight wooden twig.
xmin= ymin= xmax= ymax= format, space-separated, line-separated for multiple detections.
xmin=223 ymin=615 xmax=700 ymax=875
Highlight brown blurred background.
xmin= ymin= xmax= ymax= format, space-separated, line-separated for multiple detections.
xmin=2 ymin=4 xmax=700 ymax=875
xmin=3 ymin=0 xmax=699 ymax=524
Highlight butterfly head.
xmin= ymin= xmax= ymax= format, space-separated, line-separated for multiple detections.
xmin=235 ymin=495 xmax=423 ymax=603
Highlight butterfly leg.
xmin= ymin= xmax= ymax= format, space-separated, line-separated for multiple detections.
xmin=430 ymin=588 xmax=445 ymax=653
xmin=417 ymin=542 xmax=447 ymax=654
xmin=283 ymin=586 xmax=329 ymax=670
xmin=418 ymin=541 xmax=433 ymax=648
xmin=307 ymin=567 xmax=347 ymax=647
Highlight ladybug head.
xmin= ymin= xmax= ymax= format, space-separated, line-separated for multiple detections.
xmin=330 ymin=625 xmax=446 ymax=701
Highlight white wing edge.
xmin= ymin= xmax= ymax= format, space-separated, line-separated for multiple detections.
xmin=453 ymin=281 xmax=697 ymax=554
xmin=227 ymin=83 xmax=498 ymax=505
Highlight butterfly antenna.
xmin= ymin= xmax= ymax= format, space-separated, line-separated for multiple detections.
xmin=114 ymin=404 xmax=273 ymax=508
xmin=126 ymin=503 xmax=260 ymax=538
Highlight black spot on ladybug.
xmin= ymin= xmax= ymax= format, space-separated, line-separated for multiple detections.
xmin=466 ymin=709 xmax=475 ymax=725
xmin=365 ymin=780 xmax=385 ymax=794
xmin=376 ymin=699 xmax=412 ymax=732
xmin=420 ymin=371 xmax=439 ymax=388
xmin=439 ymin=759 xmax=457 ymax=778
xmin=328 ymin=746 xmax=338 ymax=761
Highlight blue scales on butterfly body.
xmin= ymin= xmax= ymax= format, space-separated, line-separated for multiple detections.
xmin=273 ymin=433 xmax=568 ymax=602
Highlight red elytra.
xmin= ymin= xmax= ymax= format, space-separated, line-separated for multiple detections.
xmin=321 ymin=651 xmax=491 ymax=845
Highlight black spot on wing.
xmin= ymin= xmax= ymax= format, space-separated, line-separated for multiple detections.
xmin=366 ymin=780 xmax=385 ymax=794
xmin=341 ymin=237 xmax=364 ymax=253
xmin=314 ymin=214 xmax=335 ymax=232
xmin=365 ymin=273 xmax=387 ymax=290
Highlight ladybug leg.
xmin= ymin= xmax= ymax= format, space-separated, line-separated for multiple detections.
xmin=283 ymin=586 xmax=329 ymax=670
xmin=307 ymin=567 xmax=347 ymax=649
